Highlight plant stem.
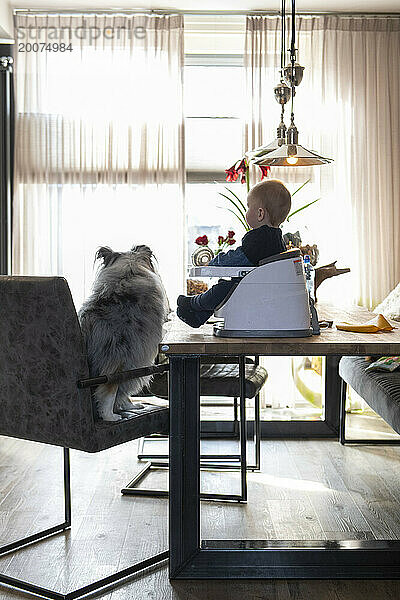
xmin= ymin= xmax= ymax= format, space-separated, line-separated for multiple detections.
xmin=245 ymin=160 xmax=250 ymax=193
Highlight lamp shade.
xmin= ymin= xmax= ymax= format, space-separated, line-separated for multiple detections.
xmin=253 ymin=143 xmax=332 ymax=167
xmin=245 ymin=139 xmax=282 ymax=161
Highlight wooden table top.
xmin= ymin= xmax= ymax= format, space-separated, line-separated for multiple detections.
xmin=160 ymin=303 xmax=400 ymax=356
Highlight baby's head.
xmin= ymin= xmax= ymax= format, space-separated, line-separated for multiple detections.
xmin=246 ymin=179 xmax=291 ymax=229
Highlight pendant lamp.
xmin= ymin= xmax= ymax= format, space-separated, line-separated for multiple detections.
xmin=245 ymin=0 xmax=290 ymax=162
xmin=251 ymin=0 xmax=332 ymax=167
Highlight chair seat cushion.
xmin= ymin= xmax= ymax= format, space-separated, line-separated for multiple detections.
xmin=92 ymin=404 xmax=169 ymax=453
xmin=339 ymin=356 xmax=400 ymax=435
xmin=90 ymin=360 xmax=268 ymax=452
xmin=149 ymin=362 xmax=268 ymax=400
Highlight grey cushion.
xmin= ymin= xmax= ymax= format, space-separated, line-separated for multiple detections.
xmin=148 ymin=361 xmax=268 ymax=400
xmin=93 ymin=404 xmax=169 ymax=453
xmin=0 ymin=276 xmax=168 ymax=453
xmin=339 ymin=356 xmax=400 ymax=435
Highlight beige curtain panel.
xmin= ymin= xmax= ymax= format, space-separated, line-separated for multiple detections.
xmin=245 ymin=15 xmax=400 ymax=308
xmin=14 ymin=13 xmax=184 ymax=185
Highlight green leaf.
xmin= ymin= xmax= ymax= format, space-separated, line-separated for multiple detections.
xmin=222 ymin=186 xmax=247 ymax=214
xmin=218 ymin=192 xmax=248 ymax=223
xmin=222 ymin=207 xmax=251 ymax=231
xmin=287 ymin=198 xmax=320 ymax=222
xmin=291 ymin=179 xmax=311 ymax=197
xmin=215 ymin=181 xmax=251 ymax=231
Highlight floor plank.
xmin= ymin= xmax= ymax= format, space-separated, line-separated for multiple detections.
xmin=289 ymin=440 xmax=371 ymax=538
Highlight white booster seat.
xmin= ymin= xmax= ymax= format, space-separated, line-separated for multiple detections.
xmin=190 ymin=248 xmax=317 ymax=338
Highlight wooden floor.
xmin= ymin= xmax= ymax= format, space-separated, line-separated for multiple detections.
xmin=1 ymin=432 xmax=400 ymax=600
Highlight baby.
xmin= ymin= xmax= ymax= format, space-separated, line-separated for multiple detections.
xmin=177 ymin=179 xmax=291 ymax=328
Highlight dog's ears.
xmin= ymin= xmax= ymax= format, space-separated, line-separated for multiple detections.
xmin=96 ymin=246 xmax=115 ymax=267
xmin=131 ymin=244 xmax=152 ymax=256
xmin=131 ymin=245 xmax=156 ymax=272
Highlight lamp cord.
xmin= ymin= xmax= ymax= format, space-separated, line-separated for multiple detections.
xmin=291 ymin=0 xmax=296 ymax=62
xmin=280 ymin=0 xmax=286 ymax=79
xmin=290 ymin=0 xmax=296 ymax=124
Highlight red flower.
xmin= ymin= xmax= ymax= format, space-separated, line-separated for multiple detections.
xmin=227 ymin=230 xmax=235 ymax=239
xmin=259 ymin=165 xmax=271 ymax=180
xmin=227 ymin=238 xmax=236 ymax=246
xmin=235 ymin=158 xmax=248 ymax=184
xmin=218 ymin=235 xmax=224 ymax=245
xmin=225 ymin=164 xmax=239 ymax=182
xmin=195 ymin=235 xmax=209 ymax=246
xmin=236 ymin=159 xmax=246 ymax=174
xmin=225 ymin=158 xmax=248 ymax=183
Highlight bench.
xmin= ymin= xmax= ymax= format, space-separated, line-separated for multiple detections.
xmin=339 ymin=356 xmax=400 ymax=444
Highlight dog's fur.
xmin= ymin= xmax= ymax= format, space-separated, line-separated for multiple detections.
xmin=78 ymin=245 xmax=169 ymax=421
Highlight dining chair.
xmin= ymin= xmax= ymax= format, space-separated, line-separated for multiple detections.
xmin=122 ymin=355 xmax=268 ymax=501
xmin=0 ymin=276 xmax=170 ymax=600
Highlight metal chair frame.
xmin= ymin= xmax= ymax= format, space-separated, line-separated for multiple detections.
xmin=122 ymin=356 xmax=266 ymax=502
xmin=0 ymin=447 xmax=168 ymax=600
xmin=122 ymin=373 xmax=251 ymax=502
xmin=135 ymin=390 xmax=261 ymax=471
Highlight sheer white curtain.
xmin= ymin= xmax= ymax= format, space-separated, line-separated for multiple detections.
xmin=13 ymin=13 xmax=185 ymax=307
xmin=245 ymin=15 xmax=400 ymax=308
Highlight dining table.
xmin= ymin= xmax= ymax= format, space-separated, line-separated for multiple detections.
xmin=160 ymin=303 xmax=400 ymax=579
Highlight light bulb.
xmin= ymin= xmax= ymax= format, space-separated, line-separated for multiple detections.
xmin=287 ymin=156 xmax=298 ymax=165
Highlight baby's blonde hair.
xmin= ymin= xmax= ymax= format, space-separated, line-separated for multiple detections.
xmin=248 ymin=179 xmax=291 ymax=227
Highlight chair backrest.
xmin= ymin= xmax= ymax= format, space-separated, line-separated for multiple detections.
xmin=0 ymin=276 xmax=96 ymax=450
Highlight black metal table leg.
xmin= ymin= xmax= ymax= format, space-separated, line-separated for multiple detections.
xmin=239 ymin=356 xmax=247 ymax=502
xmin=325 ymin=355 xmax=342 ymax=436
xmin=169 ymin=355 xmax=201 ymax=577
xmin=168 ymin=353 xmax=400 ymax=580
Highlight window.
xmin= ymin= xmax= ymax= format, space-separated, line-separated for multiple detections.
xmin=184 ymin=15 xmax=247 ymax=264
xmin=14 ymin=15 xmax=185 ymax=307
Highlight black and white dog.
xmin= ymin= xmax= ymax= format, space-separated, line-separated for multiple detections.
xmin=79 ymin=245 xmax=169 ymax=421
